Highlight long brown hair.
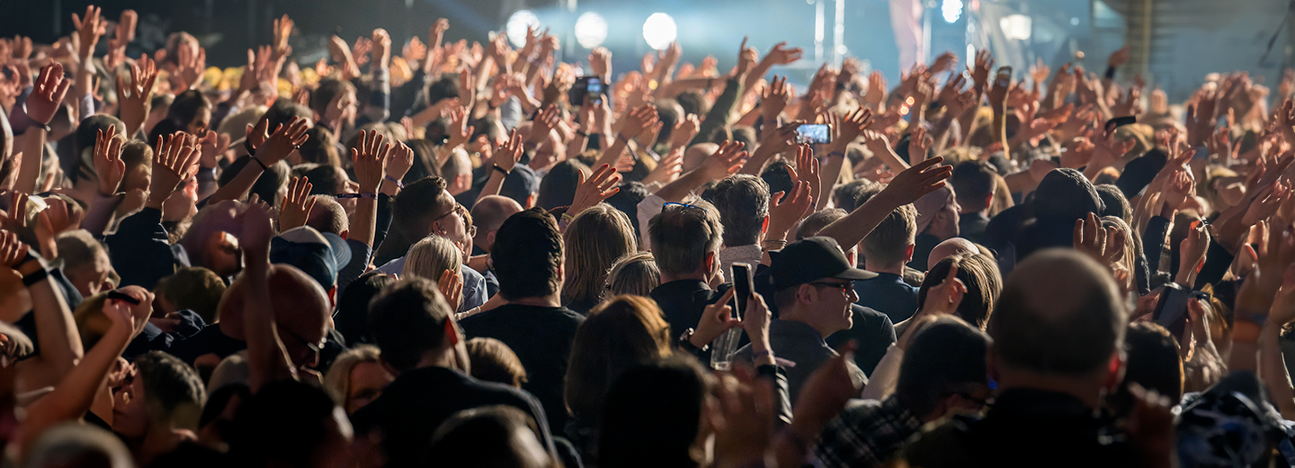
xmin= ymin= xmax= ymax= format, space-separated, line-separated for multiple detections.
xmin=564 ymin=295 xmax=672 ymax=425
xmin=562 ymin=204 xmax=637 ymax=308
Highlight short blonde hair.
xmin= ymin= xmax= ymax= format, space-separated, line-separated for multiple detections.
xmin=402 ymin=235 xmax=462 ymax=281
xmin=323 ymin=344 xmax=383 ymax=406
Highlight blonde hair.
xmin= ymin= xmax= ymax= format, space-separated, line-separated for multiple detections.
xmin=562 ymin=204 xmax=637 ymax=307
xmin=323 ymin=344 xmax=383 ymax=407
xmin=402 ymin=235 xmax=462 ymax=281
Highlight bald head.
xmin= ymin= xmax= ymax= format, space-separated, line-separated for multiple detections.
xmin=928 ymin=237 xmax=978 ymax=270
xmin=219 ymin=265 xmax=330 ymax=366
xmin=472 ymin=195 xmax=524 ymax=252
xmin=989 ymin=249 xmax=1125 ymax=376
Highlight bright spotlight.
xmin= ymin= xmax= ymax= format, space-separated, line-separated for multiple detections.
xmin=506 ymin=10 xmax=540 ymax=48
xmin=1000 ymin=14 xmax=1032 ymax=41
xmin=575 ymin=12 xmax=608 ymax=49
xmin=941 ymin=0 xmax=963 ymax=23
xmin=642 ymin=13 xmax=677 ymax=51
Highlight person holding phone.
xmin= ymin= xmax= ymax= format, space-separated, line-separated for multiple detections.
xmin=733 ymin=237 xmax=869 ymax=401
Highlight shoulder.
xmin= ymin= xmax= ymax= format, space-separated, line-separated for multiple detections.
xmin=902 ymin=415 xmax=980 ymax=468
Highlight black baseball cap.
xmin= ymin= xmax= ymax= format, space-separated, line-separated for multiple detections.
xmin=770 ymin=236 xmax=877 ymax=290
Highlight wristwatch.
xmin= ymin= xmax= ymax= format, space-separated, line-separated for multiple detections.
xmin=678 ymin=328 xmax=708 ymax=352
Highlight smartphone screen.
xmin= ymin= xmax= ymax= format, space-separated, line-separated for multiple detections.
xmin=995 ymin=67 xmax=1012 ymax=87
xmin=796 ymin=124 xmax=831 ymax=145
xmin=731 ymin=263 xmax=752 ymax=320
xmin=106 ymin=290 xmax=141 ymax=305
xmin=1153 ymin=284 xmax=1191 ymax=339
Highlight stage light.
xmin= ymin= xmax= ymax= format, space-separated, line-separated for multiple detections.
xmin=506 ymin=9 xmax=540 ymax=48
xmin=642 ymin=13 xmax=677 ymax=51
xmin=575 ymin=12 xmax=608 ymax=49
xmin=941 ymin=0 xmax=963 ymax=23
xmin=1000 ymin=14 xmax=1032 ymax=41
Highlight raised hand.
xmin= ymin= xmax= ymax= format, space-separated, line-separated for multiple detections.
xmin=27 ymin=62 xmax=72 ymax=125
xmin=669 ymin=114 xmax=701 ymax=152
xmin=116 ymin=54 xmax=157 ymax=137
xmin=529 ymin=105 xmax=562 ymax=144
xmin=619 ymin=104 xmax=659 ymax=140
xmin=93 ymin=129 xmax=125 ymax=196
xmin=445 ymin=106 xmax=474 ymax=151
xmin=280 ymin=176 xmax=315 ymax=231
xmin=588 ymin=47 xmax=612 ymax=78
xmin=71 ymin=5 xmax=108 ymax=61
xmin=438 ymin=270 xmax=463 ymax=312
xmin=908 ymin=125 xmax=933 ymax=166
xmin=767 ymin=169 xmax=813 ymax=241
xmin=492 ymin=130 xmax=524 ymax=174
xmin=148 ymin=133 xmax=200 ymax=209
xmin=699 ymin=140 xmax=749 ymax=180
xmin=273 ymin=14 xmax=295 ymax=58
xmin=642 ymin=148 xmax=684 ymax=187
xmin=918 ymin=263 xmax=966 ymax=316
xmin=569 ymin=164 xmax=622 ymax=217
xmin=864 ymin=70 xmax=887 ymax=109
xmin=877 ymin=157 xmax=952 ymax=206
xmin=255 ymin=116 xmax=310 ymax=166
xmin=1177 ymin=220 xmax=1209 ymax=285
xmin=762 ymin=75 xmax=792 ymax=121
xmin=970 ymin=50 xmax=994 ymax=93
xmin=1073 ymin=212 xmax=1126 ymax=268
xmin=764 ymin=41 xmax=804 ymax=65
xmin=797 ymin=143 xmax=823 ymax=205
xmin=351 ymin=130 xmax=392 ymax=193
xmin=692 ymin=288 xmax=740 ymax=347
xmin=174 ymin=42 xmax=206 ymax=91
xmin=836 ymin=108 xmax=875 ymax=145
xmin=1108 ymin=46 xmax=1132 ymax=68
xmin=371 ymin=28 xmax=393 ymax=69
xmin=386 ymin=141 xmax=415 ymax=187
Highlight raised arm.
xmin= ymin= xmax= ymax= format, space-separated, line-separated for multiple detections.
xmin=475 ymin=130 xmax=524 ymax=207
xmin=16 ymin=62 xmax=71 ymax=194
xmin=241 ymin=202 xmax=298 ymax=392
xmin=0 ymin=231 xmax=81 ymax=394
xmin=350 ymin=130 xmax=392 ymax=247
xmin=817 ymin=157 xmax=951 ymax=249
xmin=204 ymin=116 xmax=309 ymax=205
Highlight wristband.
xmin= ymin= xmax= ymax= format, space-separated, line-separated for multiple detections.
xmin=335 ymin=193 xmax=379 ymax=199
xmin=384 ymin=175 xmax=404 ymax=188
xmin=22 ymin=268 xmax=48 ymax=287
xmin=31 ymin=122 xmax=51 ymax=133
xmin=560 ymin=212 xmax=575 ymax=223
xmin=250 ymin=156 xmax=269 ymax=171
xmin=1104 ymin=66 xmax=1117 ymax=80
xmin=492 ymin=165 xmax=511 ymax=176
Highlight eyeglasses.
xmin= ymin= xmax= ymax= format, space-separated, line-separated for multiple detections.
xmin=809 ymin=281 xmax=855 ymax=295
xmin=283 ymin=329 xmax=327 ymax=355
xmin=663 ymin=202 xmax=702 ymax=210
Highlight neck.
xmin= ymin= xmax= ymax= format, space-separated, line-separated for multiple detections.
xmin=778 ymin=308 xmax=833 ymax=338
xmin=413 ymin=351 xmax=458 ymax=372
xmin=995 ymin=365 xmax=1106 ymax=409
xmin=660 ymin=270 xmax=710 ymax=284
xmin=132 ymin=424 xmax=186 ymax=466
xmin=504 ymin=294 xmax=563 ymax=308
xmin=864 ymin=261 xmax=905 ymax=276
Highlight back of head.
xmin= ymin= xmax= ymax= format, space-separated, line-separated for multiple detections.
xmin=335 ymin=271 xmax=393 ymax=345
xmin=219 ymin=156 xmax=289 ymax=208
xmin=218 ymin=265 xmax=329 ymax=344
xmin=1033 ymin=168 xmax=1104 ymax=222
xmin=606 ymin=252 xmax=661 ymax=297
xmin=155 ymin=267 xmax=227 ymax=324
xmin=795 ymin=208 xmax=847 ymax=240
xmin=862 ymin=204 xmax=917 ymax=267
xmin=917 ymin=254 xmax=1001 ymax=330
xmin=368 ymin=278 xmax=454 ymax=373
xmin=299 ymin=126 xmax=341 ymax=167
xmin=22 ymin=423 xmax=133 ymax=468
xmin=702 ymin=175 xmax=770 ymax=247
xmin=230 ymin=380 xmax=345 ymax=468
xmin=55 ymin=229 xmax=108 ymax=273
xmin=760 ymin=160 xmax=794 ymax=198
xmin=471 ymin=196 xmax=524 ymax=239
xmin=306 ymin=195 xmax=348 ymax=236
xmin=302 ymin=165 xmax=347 ymax=196
xmin=322 ymin=344 xmax=383 ymax=406
xmin=466 ymin=338 xmax=528 ymax=388
xmin=393 ymin=177 xmax=449 ymax=239
xmin=562 ymin=205 xmax=636 ymax=305
xmin=989 ymin=249 xmax=1126 ymax=376
xmin=427 ymin=406 xmax=553 ymax=468
xmin=402 ymin=235 xmax=462 ymax=282
xmin=648 ymin=199 xmax=723 ymax=275
xmin=599 ymin=356 xmax=712 ymax=468
xmin=310 ymin=79 xmax=355 ymax=117
xmin=501 ymin=165 xmax=540 ymax=208
xmin=833 ymin=180 xmax=879 ymax=213
xmin=403 ymin=139 xmax=442 ymax=183
xmin=537 ymin=159 xmax=590 ymax=210
xmin=566 ymin=296 xmax=673 ymax=424
xmin=896 ymin=317 xmax=990 ymax=418
xmin=1095 ymin=184 xmax=1132 ymax=224
xmin=951 ymin=161 xmax=996 ymax=212
xmin=1110 ymin=322 xmax=1183 ymax=416
xmin=492 ymin=209 xmax=564 ymax=300
xmin=135 ymin=351 xmax=207 ymax=430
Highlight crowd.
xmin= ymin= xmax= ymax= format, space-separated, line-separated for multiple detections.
xmin=0 ymin=3 xmax=1294 ymax=467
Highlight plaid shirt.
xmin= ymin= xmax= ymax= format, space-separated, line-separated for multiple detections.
xmin=813 ymin=394 xmax=923 ymax=468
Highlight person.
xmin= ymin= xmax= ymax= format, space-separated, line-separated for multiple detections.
xmin=949 ymin=161 xmax=996 ymax=244
xmin=226 ymin=380 xmax=355 ymax=468
xmin=907 ymin=253 xmax=1001 ymax=333
xmin=426 ymin=406 xmax=558 ymax=468
xmin=605 ymin=252 xmax=661 ymax=297
xmin=351 ymin=278 xmax=558 ymax=468
xmin=469 ymin=195 xmax=523 ymax=297
xmin=855 ymin=204 xmax=920 ymax=324
xmin=153 ymin=267 xmax=226 ymax=326
xmin=465 ymin=337 xmax=528 ymax=388
xmin=734 ymin=237 xmax=869 ymax=400
xmin=54 ymin=230 xmax=114 ymax=300
xmin=647 ymin=199 xmax=726 ymax=339
xmin=909 ymin=184 xmax=959 ymax=272
xmin=1108 ymin=322 xmax=1183 ymax=417
xmin=903 ymin=249 xmax=1134 ymax=467
xmin=376 ymin=178 xmax=486 ymax=313
xmin=400 ymin=235 xmax=462 ymax=287
xmin=22 ymin=423 xmax=135 ymax=468
xmin=561 ymin=205 xmax=637 ymax=315
xmin=815 ymin=316 xmax=990 ymax=468
xmin=564 ymin=295 xmax=673 ymax=461
xmin=598 ymin=357 xmax=716 ymax=468
xmin=702 ymin=174 xmax=770 ymax=273
xmin=111 ymin=351 xmax=207 ymax=466
xmin=269 ymin=226 xmax=352 ymax=307
xmin=458 ymin=208 xmax=584 ymax=435
xmin=322 ymin=345 xmax=393 ymax=415
xmin=925 ymin=237 xmax=978 ymax=271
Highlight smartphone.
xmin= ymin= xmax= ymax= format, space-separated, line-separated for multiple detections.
xmin=994 ymin=66 xmax=1012 ymax=88
xmin=569 ymin=76 xmax=603 ymax=106
xmin=731 ymin=263 xmax=753 ymax=320
xmin=106 ymin=290 xmax=141 ymax=305
xmin=1152 ymin=283 xmax=1207 ymax=339
xmin=796 ymin=124 xmax=832 ymax=145
xmin=1104 ymin=116 xmax=1137 ymax=137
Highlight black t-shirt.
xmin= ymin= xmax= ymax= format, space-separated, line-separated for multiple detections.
xmin=166 ymin=324 xmax=247 ymax=366
xmin=351 ymin=366 xmax=556 ymax=468
xmin=459 ymin=303 xmax=584 ymax=433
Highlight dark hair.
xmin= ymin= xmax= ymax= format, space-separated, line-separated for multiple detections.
xmin=465 ymin=338 xmax=528 ymax=388
xmin=368 ymin=277 xmax=453 ymax=372
xmin=155 ymin=267 xmax=227 ymax=325
xmin=492 ymin=209 xmax=564 ymax=300
xmin=605 ymin=181 xmax=651 ymax=242
xmin=916 ymin=254 xmax=1001 ymax=330
xmin=229 ymin=380 xmax=340 ymax=468
xmin=500 ymin=165 xmax=540 ymax=207
xmin=833 ymin=180 xmax=882 ymax=213
xmin=427 ymin=405 xmax=551 ymax=468
xmin=310 ymin=79 xmax=355 ymax=115
xmin=298 ymin=126 xmax=341 ymax=168
xmin=219 ymin=156 xmax=289 ymax=208
xmin=566 ymin=296 xmax=673 ymax=425
xmin=264 ymin=98 xmax=313 ymax=132
xmin=951 ymin=161 xmax=996 ymax=213
xmin=760 ymin=160 xmax=794 ymax=201
xmin=599 ymin=356 xmax=713 ymax=468
xmin=1095 ymin=184 xmax=1132 ymax=225
xmin=796 ymin=208 xmax=848 ymax=240
xmin=1110 ymin=322 xmax=1183 ymax=415
xmin=730 ymin=126 xmax=756 ymax=151
xmin=302 ymin=165 xmax=348 ymax=195
xmin=702 ymin=175 xmax=770 ymax=247
xmin=134 ymin=351 xmax=206 ymax=429
xmin=335 ymin=271 xmax=393 ymax=345
xmin=67 ymin=115 xmax=126 ymax=184
xmin=648 ymin=199 xmax=723 ymax=275
xmin=403 ymin=139 xmax=442 ymax=183
xmin=862 ymin=204 xmax=917 ymax=267
xmin=675 ymin=90 xmax=708 ymax=118
xmin=167 ymin=89 xmax=211 ymax=130
xmin=895 ymin=317 xmax=990 ymax=418
xmin=989 ymin=250 xmax=1125 ymax=375
xmin=392 ymin=177 xmax=449 ymax=239
xmin=537 ymin=159 xmax=589 ymax=210
xmin=654 ymin=99 xmax=682 ymax=145
xmin=426 ymin=74 xmax=461 ymax=107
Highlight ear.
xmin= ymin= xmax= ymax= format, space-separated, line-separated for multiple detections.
xmin=525 ymin=193 xmax=537 ymax=209
xmin=444 ymin=317 xmax=462 ymax=346
xmin=703 ymin=251 xmax=716 ymax=273
xmin=983 ymin=193 xmax=994 ymax=210
xmin=761 ymin=216 xmax=770 ymax=234
xmin=327 ymin=286 xmax=338 ymax=311
xmin=340 ymin=229 xmax=349 ymax=240
xmin=1102 ymin=350 xmax=1126 ymax=394
xmin=904 ymin=243 xmax=915 ymax=262
xmin=484 ymin=231 xmax=496 ymax=248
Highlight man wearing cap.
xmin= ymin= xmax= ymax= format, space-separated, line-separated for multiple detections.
xmin=270 ymin=226 xmax=352 ymax=307
xmin=735 ymin=236 xmax=869 ymax=401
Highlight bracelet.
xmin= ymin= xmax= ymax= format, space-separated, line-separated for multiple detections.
xmin=31 ymin=122 xmax=51 ymax=133
xmin=560 ymin=212 xmax=575 ymax=223
xmin=1236 ymin=311 xmax=1269 ymax=326
xmin=335 ymin=193 xmax=379 ymax=199
xmin=250 ymin=156 xmax=269 ymax=171
xmin=492 ymin=165 xmax=511 ymax=176
xmin=384 ymin=175 xmax=404 ymax=188
xmin=22 ymin=268 xmax=48 ymax=287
